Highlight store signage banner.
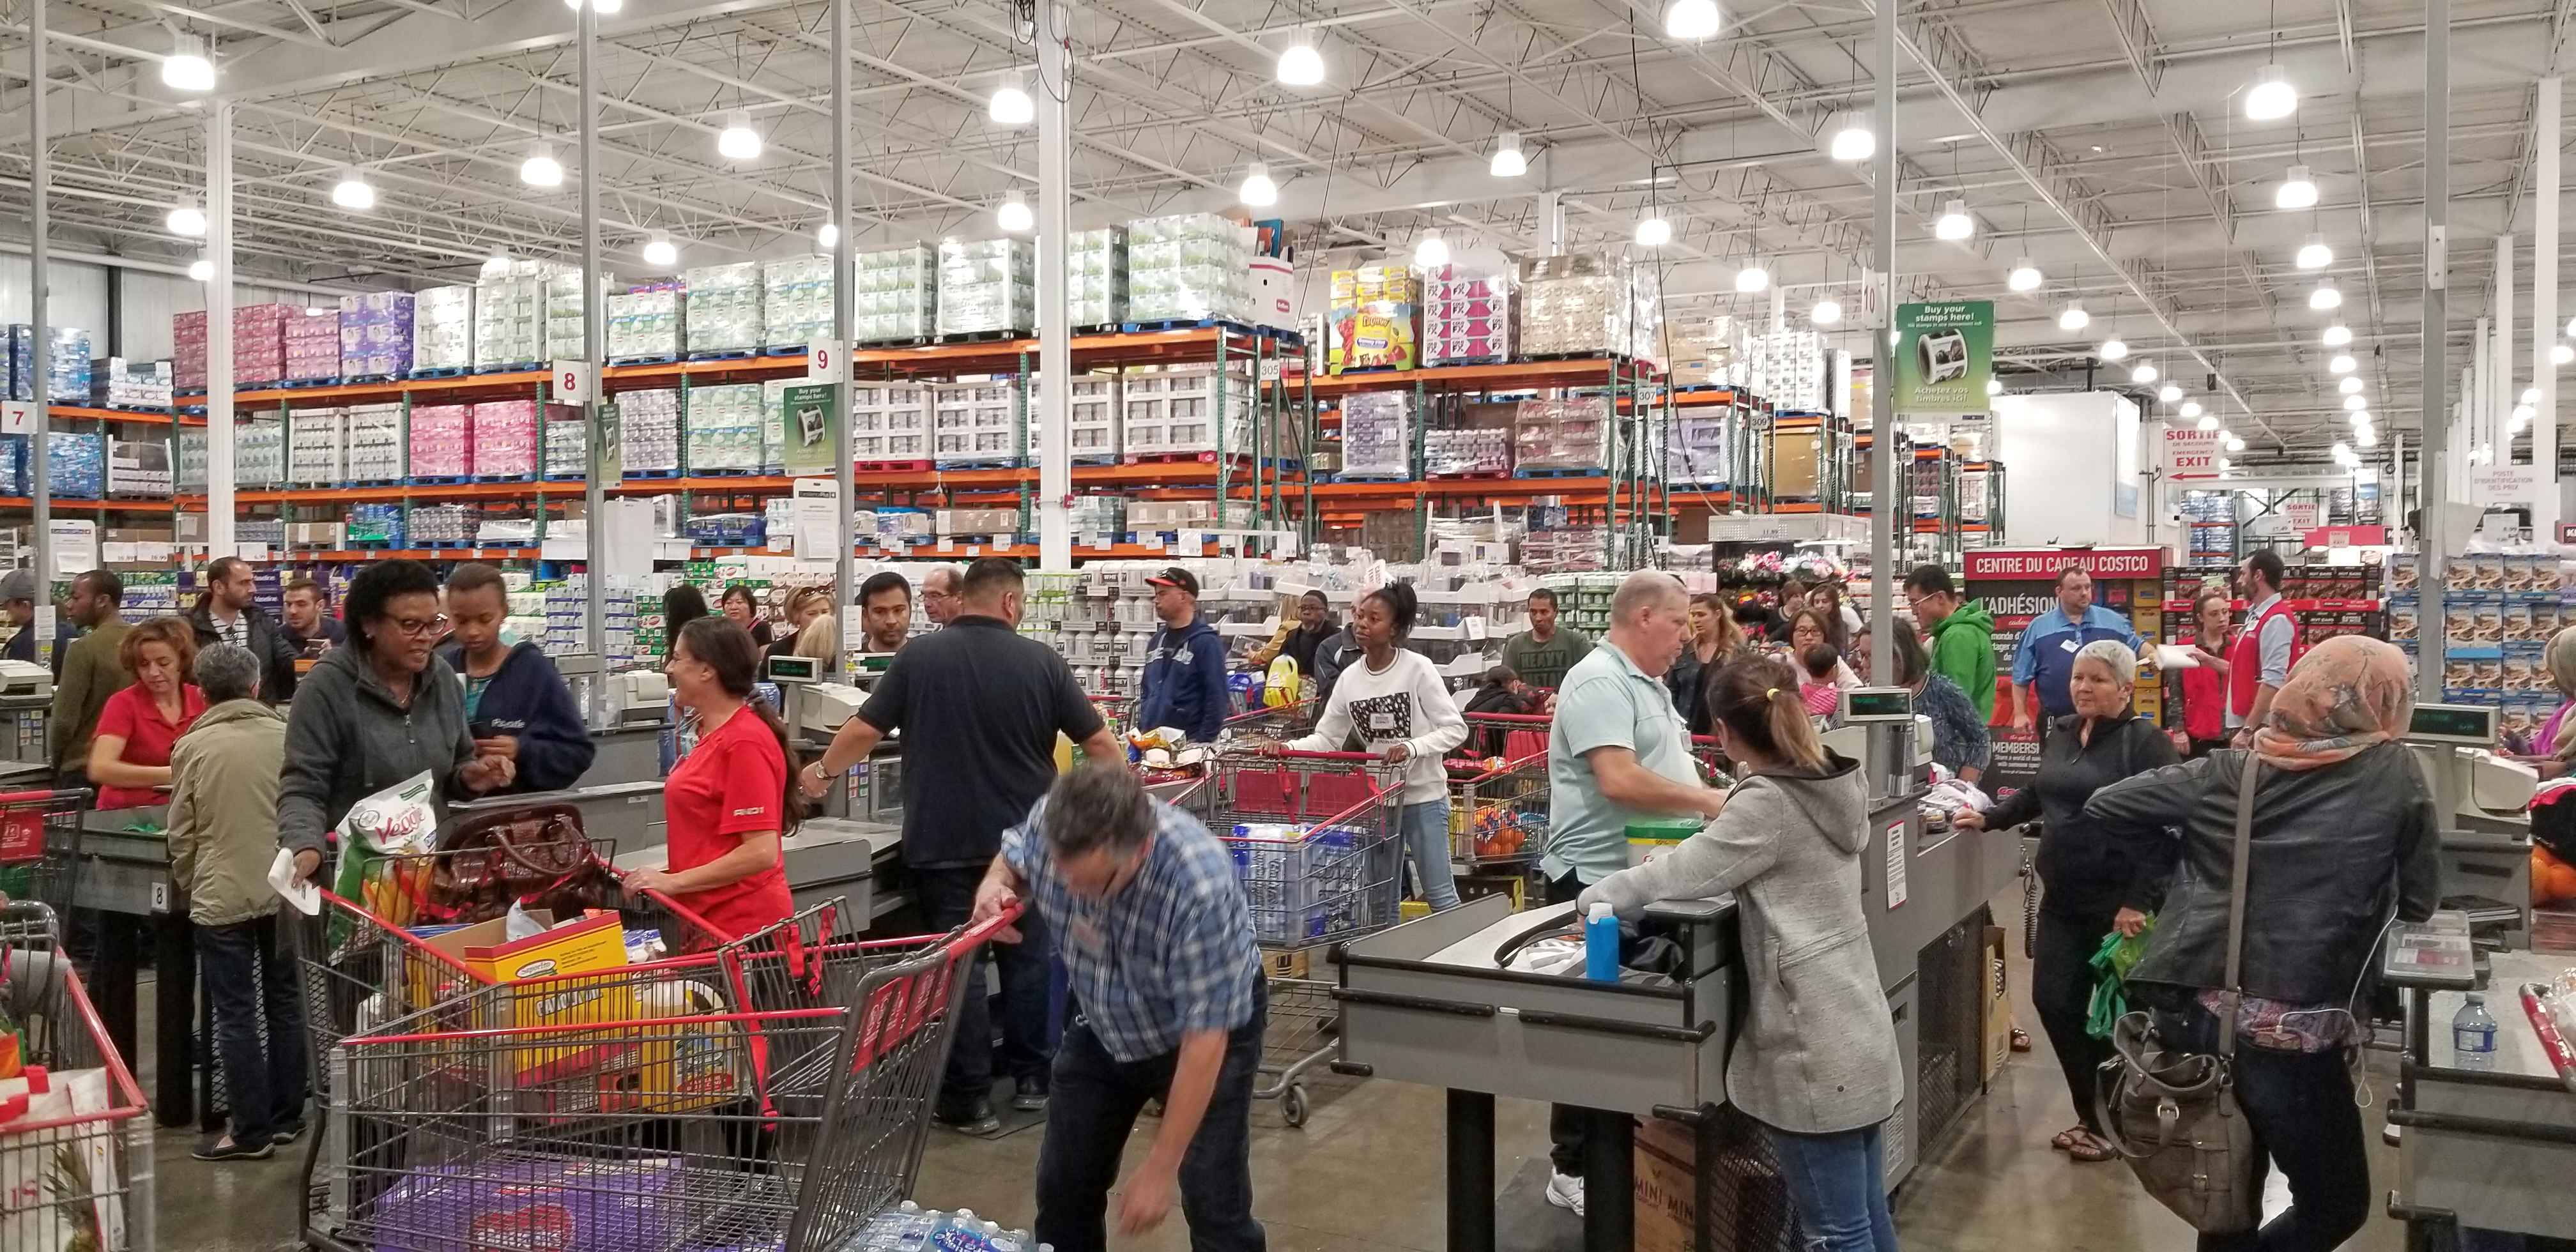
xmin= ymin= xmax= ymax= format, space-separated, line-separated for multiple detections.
xmin=2283 ymin=501 xmax=2321 ymax=531
xmin=792 ymin=476 xmax=843 ymax=562
xmin=2469 ymin=464 xmax=2543 ymax=507
xmin=1964 ymin=547 xmax=2163 ymax=581
xmin=1892 ymin=301 xmax=1994 ymax=416
xmin=779 ymin=383 xmax=839 ymax=479
xmin=2159 ymin=424 xmax=2223 ymax=480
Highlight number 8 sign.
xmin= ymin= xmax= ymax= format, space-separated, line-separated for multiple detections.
xmin=551 ymin=360 xmax=598 ymax=406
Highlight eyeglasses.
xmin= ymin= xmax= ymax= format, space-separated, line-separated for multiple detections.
xmin=923 ymin=588 xmax=959 ymax=600
xmin=385 ymin=613 xmax=448 ymax=640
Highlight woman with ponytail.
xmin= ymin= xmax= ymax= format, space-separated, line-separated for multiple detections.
xmin=628 ymin=615 xmax=804 ymax=941
xmin=1579 ymin=655 xmax=1903 ymax=1252
xmin=1286 ymin=581 xmax=1469 ymax=909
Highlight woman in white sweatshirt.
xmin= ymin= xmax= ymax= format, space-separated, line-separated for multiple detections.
xmin=1286 ymin=581 xmax=1469 ymax=909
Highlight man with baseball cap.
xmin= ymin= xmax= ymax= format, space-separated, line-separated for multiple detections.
xmin=0 ymin=569 xmax=37 ymax=666
xmin=1136 ymin=567 xmax=1230 ymax=742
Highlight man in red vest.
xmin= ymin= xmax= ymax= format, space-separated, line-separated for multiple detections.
xmin=2227 ymin=549 xmax=2297 ymax=748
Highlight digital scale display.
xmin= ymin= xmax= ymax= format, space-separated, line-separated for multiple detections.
xmin=1843 ymin=689 xmax=1913 ymax=722
xmin=764 ymin=655 xmax=822 ymax=683
xmin=2407 ymin=704 xmax=2495 ymax=745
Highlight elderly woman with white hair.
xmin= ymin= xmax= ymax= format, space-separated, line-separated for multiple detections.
xmin=1956 ymin=637 xmax=2176 ymax=1163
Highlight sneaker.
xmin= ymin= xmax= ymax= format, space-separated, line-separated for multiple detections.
xmin=1545 ymin=1171 xmax=1585 ymax=1217
xmin=192 ymin=1134 xmax=273 ymax=1162
xmin=1011 ymin=1076 xmax=1048 ymax=1113
xmin=269 ymin=1118 xmax=307 ymax=1146
xmin=934 ymin=1099 xmax=1001 ymax=1136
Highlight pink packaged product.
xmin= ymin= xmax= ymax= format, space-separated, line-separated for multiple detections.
xmin=364 ymin=1152 xmax=689 ymax=1252
xmin=233 ymin=303 xmax=296 ymax=386
xmin=409 ymin=403 xmax=472 ymax=478
xmin=1429 ymin=298 xmax=1505 ymax=319
xmin=282 ymin=308 xmax=341 ymax=382
xmin=173 ymin=311 xmax=208 ymax=392
xmin=470 ymin=399 xmax=540 ymax=478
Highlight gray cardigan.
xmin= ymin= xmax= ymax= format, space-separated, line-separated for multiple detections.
xmin=277 ymin=644 xmax=478 ymax=858
xmin=1581 ymin=752 xmax=1904 ymax=1135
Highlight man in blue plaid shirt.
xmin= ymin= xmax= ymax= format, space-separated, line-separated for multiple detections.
xmin=974 ymin=764 xmax=1268 ymax=1252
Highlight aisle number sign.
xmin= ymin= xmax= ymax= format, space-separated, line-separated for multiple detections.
xmin=1890 ymin=301 xmax=1994 ymax=416
xmin=808 ymin=340 xmax=848 ymax=383
xmin=0 ymin=401 xmax=31 ymax=436
xmin=551 ymin=360 xmax=598 ymax=407
xmin=2160 ymin=424 xmax=2222 ymax=480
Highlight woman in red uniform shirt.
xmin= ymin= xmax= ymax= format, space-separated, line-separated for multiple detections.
xmin=627 ymin=616 xmax=801 ymax=941
xmin=89 ymin=616 xmax=209 ymax=810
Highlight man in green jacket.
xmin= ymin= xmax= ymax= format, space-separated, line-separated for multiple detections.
xmin=1904 ymin=565 xmax=1998 ymax=721
xmin=48 ymin=570 xmax=131 ymax=786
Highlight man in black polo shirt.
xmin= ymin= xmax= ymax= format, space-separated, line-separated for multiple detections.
xmin=801 ymin=556 xmax=1124 ymax=1130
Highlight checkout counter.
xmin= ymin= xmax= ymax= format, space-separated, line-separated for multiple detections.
xmin=1335 ymin=689 xmax=2021 ymax=1252
xmin=2403 ymin=702 xmax=2545 ymax=943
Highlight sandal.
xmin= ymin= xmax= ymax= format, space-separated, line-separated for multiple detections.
xmin=2050 ymin=1126 xmax=2083 ymax=1152
xmin=2066 ymin=1131 xmax=2117 ymax=1163
xmin=2011 ymin=1028 xmax=2032 ymax=1053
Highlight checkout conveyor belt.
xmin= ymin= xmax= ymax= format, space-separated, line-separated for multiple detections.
xmin=2389 ymin=947 xmax=2576 ymax=1242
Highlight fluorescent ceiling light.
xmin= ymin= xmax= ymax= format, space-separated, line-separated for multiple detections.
xmin=1240 ymin=162 xmax=1278 ymax=207
xmin=1985 ymin=378 xmax=2003 ymax=397
xmin=2322 ymin=323 xmax=2351 ymax=347
xmin=2309 ymin=279 xmax=2340 ymax=310
xmin=1665 ymin=0 xmax=1722 ymax=40
xmin=2276 ymin=164 xmax=2318 ymax=210
xmin=330 ymin=169 xmax=374 ymax=210
xmin=2225 ymin=434 xmax=2246 ymax=452
xmin=717 ymin=110 xmax=762 ymax=161
xmin=1811 ymin=300 xmax=1842 ymax=325
xmin=2180 ymin=400 xmax=2204 ymax=418
xmin=1490 ymin=132 xmax=1528 ymax=178
xmin=2246 ymin=65 xmax=2297 ymax=120
xmin=1414 ymin=229 xmax=1450 ymax=268
xmin=521 ymin=142 xmax=564 ymax=188
xmin=2058 ymin=303 xmax=2090 ymax=332
xmin=2130 ymin=362 xmax=2156 ymax=383
xmin=642 ymin=233 xmax=677 ymax=267
xmin=2296 ymin=233 xmax=2332 ymax=269
xmin=2007 ymin=257 xmax=2042 ymax=291
xmin=166 ymin=199 xmax=206 ymax=238
xmin=1635 ymin=216 xmax=1672 ymax=247
xmin=1935 ymin=199 xmax=1974 ymax=241
xmin=997 ymin=197 xmax=1033 ymax=233
xmin=989 ymin=73 xmax=1034 ymax=126
xmin=2158 ymin=384 xmax=2182 ymax=402
xmin=2099 ymin=337 xmax=2128 ymax=361
xmin=2344 ymin=394 xmax=2367 ymax=410
xmin=1735 ymin=265 xmax=1770 ymax=293
xmin=2338 ymin=375 xmax=2365 ymax=394
xmin=816 ymin=221 xmax=839 ymax=250
xmin=2328 ymin=353 xmax=2355 ymax=374
xmin=162 ymin=34 xmax=214 ymax=93
xmin=187 ymin=257 xmax=212 ymax=282
xmin=1828 ymin=119 xmax=1873 ymax=162
xmin=1277 ymin=40 xmax=1324 ymax=85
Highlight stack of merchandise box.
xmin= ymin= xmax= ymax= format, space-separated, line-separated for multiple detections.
xmin=1522 ymin=522 xmax=1609 ymax=573
xmin=1338 ymin=390 xmax=1413 ymax=478
xmin=1070 ymin=228 xmax=1130 ymax=328
xmin=107 ymin=438 xmax=172 ymax=497
xmin=6 ymin=327 xmax=95 ymax=402
xmin=475 ymin=261 xmax=564 ymax=370
xmin=288 ymin=407 xmax=345 ymax=485
xmin=850 ymin=383 xmax=930 ymax=462
xmin=1658 ymin=407 xmax=1731 ymax=488
xmin=90 ymin=358 xmax=172 ymax=410
xmin=1061 ymin=373 xmax=1121 ymax=462
xmin=233 ymin=305 xmax=298 ymax=386
xmin=686 ymin=511 xmax=767 ymax=547
xmin=47 ymin=432 xmax=104 ymax=498
xmin=936 ymin=238 xmax=1034 ymax=339
xmin=544 ymin=269 xmax=611 ymax=364
xmin=473 ymin=400 xmax=541 ymax=478
xmin=176 ymin=429 xmax=203 ymax=492
xmin=1517 ymin=254 xmax=1631 ymax=358
xmin=544 ymin=576 xmax=588 ymax=654
xmin=283 ymin=307 xmax=341 ymax=383
xmin=873 ymin=508 xmax=934 ymax=549
xmin=607 ymin=286 xmax=683 ymax=360
xmin=1128 ymin=213 xmax=1251 ymax=323
xmin=1068 ymin=494 xmax=1126 ymax=540
xmin=1743 ymin=329 xmax=1827 ymax=412
xmin=409 ymin=503 xmax=477 ymax=546
xmin=930 ymin=380 xmax=1020 ymax=466
xmin=854 ymin=246 xmax=935 ymax=344
xmin=684 ymin=384 xmax=767 ymax=473
xmin=1326 ymin=266 xmax=1420 ymax=372
xmin=115 ymin=571 xmax=181 ymax=620
xmin=1664 ymin=316 xmax=1740 ymax=389
xmin=238 ymin=416 xmax=286 ymax=487
xmin=1422 ymin=263 xmax=1512 ymax=365
xmin=337 ymin=292 xmax=415 ymax=379
xmin=344 ymin=404 xmax=404 ymax=481
xmin=413 ymin=286 xmax=474 ymax=373
xmin=762 ymin=257 xmax=833 ymax=352
xmin=408 ymin=404 xmax=472 ymax=478
xmin=1423 ymin=429 xmax=1510 ymax=476
xmin=1158 ymin=365 xmax=1257 ymax=459
xmin=1514 ymin=397 xmax=1608 ymax=473
xmin=2181 ymin=494 xmax=2234 ymax=568
xmin=683 ymin=263 xmax=765 ymax=356
xmin=173 ymin=312 xmax=209 ymax=392
xmin=932 ymin=507 xmax=1018 ymax=539
xmin=477 ymin=511 xmax=539 ymax=547
xmin=620 ymin=388 xmax=682 ymax=473
xmin=544 ymin=414 xmax=586 ymax=478
xmin=346 ymin=502 xmax=404 ymax=547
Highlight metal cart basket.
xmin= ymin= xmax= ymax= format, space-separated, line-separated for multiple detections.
xmin=0 ymin=901 xmax=155 ymax=1252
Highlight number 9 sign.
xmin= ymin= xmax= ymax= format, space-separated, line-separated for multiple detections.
xmin=808 ymin=339 xmax=848 ymax=383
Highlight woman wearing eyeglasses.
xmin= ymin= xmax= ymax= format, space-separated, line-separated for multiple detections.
xmin=281 ymin=560 xmax=517 ymax=882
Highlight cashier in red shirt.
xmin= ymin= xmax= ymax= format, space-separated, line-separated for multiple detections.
xmin=625 ymin=616 xmax=801 ymax=942
xmin=89 ymin=616 xmax=210 ymax=810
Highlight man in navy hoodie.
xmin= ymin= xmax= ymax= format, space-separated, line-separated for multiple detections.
xmin=1136 ymin=567 xmax=1231 ymax=742
xmin=440 ymin=563 xmax=597 ymax=793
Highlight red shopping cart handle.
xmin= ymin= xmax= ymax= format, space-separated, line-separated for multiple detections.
xmin=950 ymin=903 xmax=1025 ymax=957
xmin=1245 ymin=748 xmax=1385 ymax=761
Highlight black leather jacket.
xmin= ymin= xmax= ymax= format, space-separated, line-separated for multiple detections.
xmin=2082 ymin=741 xmax=2442 ymax=1009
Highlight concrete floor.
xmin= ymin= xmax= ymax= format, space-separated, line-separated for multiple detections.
xmin=158 ymin=896 xmax=2414 ymax=1252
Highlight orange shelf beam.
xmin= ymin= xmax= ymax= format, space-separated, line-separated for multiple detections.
xmin=1299 ymin=358 xmax=1654 ymax=399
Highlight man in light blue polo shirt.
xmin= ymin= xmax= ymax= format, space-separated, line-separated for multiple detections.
xmin=2009 ymin=565 xmax=2148 ymax=731
xmin=1539 ymin=570 xmax=1729 ymax=1217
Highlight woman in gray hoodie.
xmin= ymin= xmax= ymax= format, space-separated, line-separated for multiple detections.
xmin=1580 ymin=654 xmax=1905 ymax=1252
xmin=282 ymin=560 xmax=515 ymax=878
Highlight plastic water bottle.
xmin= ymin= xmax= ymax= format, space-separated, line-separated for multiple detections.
xmin=1584 ymin=902 xmax=1620 ymax=981
xmin=2452 ymin=994 xmax=2499 ymax=1068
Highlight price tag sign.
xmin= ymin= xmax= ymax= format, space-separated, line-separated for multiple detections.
xmin=1091 ymin=533 xmax=1113 ymax=550
xmin=1179 ymin=529 xmax=1202 ymax=552
xmin=807 ymin=340 xmax=848 ymax=383
xmin=551 ymin=360 xmax=599 ymax=406
xmin=937 ymin=538 xmax=956 ymax=553
xmin=0 ymin=401 xmax=34 ymax=435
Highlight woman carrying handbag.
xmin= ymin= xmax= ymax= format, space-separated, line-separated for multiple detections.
xmin=2082 ymin=636 xmax=2443 ymax=1251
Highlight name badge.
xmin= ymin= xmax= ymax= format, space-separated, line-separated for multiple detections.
xmin=1368 ymin=712 xmax=1398 ymax=731
xmin=2059 ymin=638 xmax=2079 ymax=653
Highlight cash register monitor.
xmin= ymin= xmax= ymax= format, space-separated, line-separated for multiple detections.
xmin=2407 ymin=703 xmax=2496 ymax=747
xmin=1842 ymin=687 xmax=1914 ymax=722
xmin=765 ymin=655 xmax=823 ymax=684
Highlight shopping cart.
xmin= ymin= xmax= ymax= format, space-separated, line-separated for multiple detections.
xmin=1223 ymin=698 xmax=1315 ymax=743
xmin=0 ymin=901 xmax=154 ymax=1252
xmin=0 ymin=790 xmax=96 ymax=921
xmin=1448 ymin=748 xmax=1548 ymax=869
xmin=1179 ymin=748 xmax=1403 ymax=1126
xmin=304 ymin=901 xmax=1015 ymax=1252
xmin=1461 ymin=710 xmax=1549 ymax=765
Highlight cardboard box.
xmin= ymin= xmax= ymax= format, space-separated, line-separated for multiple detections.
xmin=1634 ymin=1116 xmax=1697 ymax=1252
xmin=1633 ymin=1114 xmax=1797 ymax=1252
xmin=408 ymin=909 xmax=631 ymax=1014
xmin=1981 ymin=924 xmax=2011 ymax=1086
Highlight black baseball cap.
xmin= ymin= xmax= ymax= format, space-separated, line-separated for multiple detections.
xmin=1147 ymin=567 xmax=1199 ymax=596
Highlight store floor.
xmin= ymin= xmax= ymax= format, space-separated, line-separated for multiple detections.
xmin=164 ymin=887 xmax=2411 ymax=1251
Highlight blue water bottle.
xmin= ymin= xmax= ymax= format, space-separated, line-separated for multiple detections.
xmin=1584 ymin=903 xmax=1620 ymax=981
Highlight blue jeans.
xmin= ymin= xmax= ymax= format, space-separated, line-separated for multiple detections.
xmin=197 ymin=913 xmax=308 ymax=1143
xmin=2160 ymin=1007 xmax=2372 ymax=1252
xmin=912 ymin=866 xmax=1054 ymax=1110
xmin=1762 ymin=1120 xmax=1899 ymax=1252
xmin=1034 ymin=988 xmax=1267 ymax=1252
xmin=1399 ymin=798 xmax=1460 ymax=910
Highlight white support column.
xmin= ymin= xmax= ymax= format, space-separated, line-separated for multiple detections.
xmin=2538 ymin=77 xmax=2562 ymax=532
xmin=2500 ymin=234 xmax=2517 ymax=478
xmin=831 ymin=0 xmax=855 ymax=651
xmin=1542 ymin=191 xmax=1565 ymax=257
xmin=27 ymin=0 xmax=47 ymax=585
xmin=2476 ymin=316 xmax=2492 ymax=467
xmin=2422 ymin=0 xmax=2451 ymax=701
xmin=1036 ymin=0 xmax=1073 ymax=570
xmin=1867 ymin=0 xmax=1895 ymax=686
xmin=579 ymin=0 xmax=605 ymax=668
xmin=208 ymin=101 xmax=235 ymax=558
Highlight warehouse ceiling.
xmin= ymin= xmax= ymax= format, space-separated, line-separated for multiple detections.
xmin=0 ymin=0 xmax=2570 ymax=459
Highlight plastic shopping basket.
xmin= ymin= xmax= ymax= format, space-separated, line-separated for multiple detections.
xmin=0 ymin=901 xmax=155 ymax=1252
xmin=0 ymin=790 xmax=93 ymax=922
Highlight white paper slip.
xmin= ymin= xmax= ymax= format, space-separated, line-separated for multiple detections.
xmin=2152 ymin=644 xmax=2202 ymax=669
xmin=270 ymin=846 xmax=321 ymax=915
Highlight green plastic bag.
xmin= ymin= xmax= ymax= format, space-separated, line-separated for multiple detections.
xmin=2085 ymin=915 xmax=2156 ymax=1041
